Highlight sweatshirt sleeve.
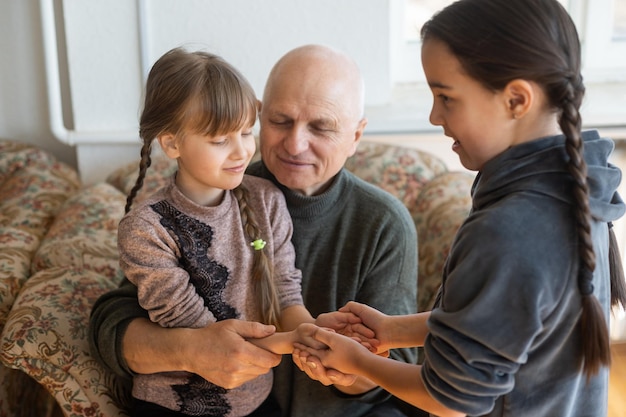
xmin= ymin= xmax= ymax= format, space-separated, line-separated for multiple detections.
xmin=421 ymin=204 xmax=570 ymax=415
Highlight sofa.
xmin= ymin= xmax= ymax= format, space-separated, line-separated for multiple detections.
xmin=0 ymin=138 xmax=474 ymax=417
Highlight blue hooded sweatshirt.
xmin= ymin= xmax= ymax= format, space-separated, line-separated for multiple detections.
xmin=422 ymin=130 xmax=625 ymax=417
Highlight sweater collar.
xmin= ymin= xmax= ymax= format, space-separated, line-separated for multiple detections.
xmin=251 ymin=161 xmax=349 ymax=220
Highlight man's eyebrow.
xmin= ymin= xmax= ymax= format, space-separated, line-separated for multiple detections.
xmin=311 ymin=117 xmax=339 ymax=129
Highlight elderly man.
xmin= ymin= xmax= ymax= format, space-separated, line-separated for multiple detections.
xmin=89 ymin=44 xmax=421 ymax=417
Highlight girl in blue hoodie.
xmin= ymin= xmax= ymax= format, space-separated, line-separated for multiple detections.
xmin=295 ymin=1 xmax=626 ymax=416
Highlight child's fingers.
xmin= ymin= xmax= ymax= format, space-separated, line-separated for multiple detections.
xmin=338 ymin=301 xmax=366 ymax=314
xmin=352 ymin=338 xmax=377 ymax=353
xmin=311 ymin=327 xmax=337 ymax=346
xmin=350 ymin=323 xmax=375 ymax=338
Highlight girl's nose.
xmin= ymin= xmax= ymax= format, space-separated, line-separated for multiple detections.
xmin=429 ymin=105 xmax=443 ymax=127
xmin=231 ymin=134 xmax=252 ymax=158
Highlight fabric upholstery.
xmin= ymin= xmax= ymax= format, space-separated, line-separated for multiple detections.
xmin=0 ymin=139 xmax=472 ymax=416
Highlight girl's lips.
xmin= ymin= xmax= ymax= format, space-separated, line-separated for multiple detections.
xmin=225 ymin=164 xmax=246 ymax=173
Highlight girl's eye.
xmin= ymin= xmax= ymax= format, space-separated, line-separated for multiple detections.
xmin=438 ymin=94 xmax=450 ymax=103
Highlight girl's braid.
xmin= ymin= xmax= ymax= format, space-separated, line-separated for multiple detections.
xmin=560 ymin=76 xmax=610 ymax=378
xmin=125 ymin=141 xmax=152 ymax=213
xmin=233 ymin=185 xmax=282 ymax=330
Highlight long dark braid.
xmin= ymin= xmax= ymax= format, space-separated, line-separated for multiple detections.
xmin=609 ymin=223 xmax=626 ymax=308
xmin=559 ymin=77 xmax=611 ymax=377
xmin=233 ymin=185 xmax=282 ymax=329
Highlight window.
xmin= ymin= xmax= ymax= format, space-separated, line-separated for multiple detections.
xmin=615 ymin=0 xmax=626 ymax=38
xmin=378 ymin=0 xmax=626 ymax=133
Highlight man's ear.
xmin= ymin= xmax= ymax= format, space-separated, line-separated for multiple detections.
xmin=504 ymin=79 xmax=534 ymax=119
xmin=158 ymin=133 xmax=181 ymax=159
xmin=348 ymin=117 xmax=368 ymax=156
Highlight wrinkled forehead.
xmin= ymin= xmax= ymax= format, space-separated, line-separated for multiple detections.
xmin=265 ymin=75 xmax=361 ymax=125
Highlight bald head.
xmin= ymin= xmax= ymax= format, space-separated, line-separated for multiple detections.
xmin=258 ymin=44 xmax=368 ymax=196
xmin=263 ymin=44 xmax=365 ymax=121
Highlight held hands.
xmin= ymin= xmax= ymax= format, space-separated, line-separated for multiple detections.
xmin=337 ymin=301 xmax=393 ymax=354
xmin=294 ymin=326 xmax=371 ymax=378
xmin=190 ymin=319 xmax=281 ymax=389
xmin=289 ymin=303 xmax=387 ymax=387
xmin=315 ymin=310 xmax=380 ymax=352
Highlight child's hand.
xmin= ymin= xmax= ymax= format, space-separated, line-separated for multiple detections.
xmin=293 ymin=323 xmax=330 ymax=350
xmin=292 ymin=347 xmax=358 ymax=387
xmin=315 ymin=311 xmax=380 ymax=352
xmin=294 ymin=327 xmax=372 ymax=377
xmin=336 ymin=301 xmax=393 ymax=354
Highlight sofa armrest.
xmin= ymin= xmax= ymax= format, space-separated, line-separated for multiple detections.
xmin=0 ymin=140 xmax=80 ymax=332
xmin=1 ymin=181 xmax=129 ymax=416
xmin=0 ymin=267 xmax=128 ymax=417
xmin=31 ymin=182 xmax=126 ymax=279
xmin=414 ymin=171 xmax=474 ymax=312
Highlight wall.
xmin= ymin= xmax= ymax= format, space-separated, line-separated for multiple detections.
xmin=0 ymin=0 xmax=77 ymax=168
xmin=1 ymin=1 xmax=625 ymax=181
xmin=2 ymin=0 xmax=404 ymax=183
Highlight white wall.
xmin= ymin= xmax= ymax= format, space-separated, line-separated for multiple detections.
xmin=1 ymin=1 xmax=625 ymax=183
xmin=0 ymin=0 xmax=77 ymax=169
xmin=2 ymin=0 xmax=401 ymax=184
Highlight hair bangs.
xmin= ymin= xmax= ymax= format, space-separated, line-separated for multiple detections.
xmin=184 ymin=65 xmax=257 ymax=137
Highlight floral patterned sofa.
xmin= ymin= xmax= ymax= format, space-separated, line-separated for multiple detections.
xmin=0 ymin=138 xmax=474 ymax=417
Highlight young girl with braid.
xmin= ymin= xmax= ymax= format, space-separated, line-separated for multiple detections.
xmin=118 ymin=47 xmax=355 ymax=417
xmin=294 ymin=1 xmax=626 ymax=416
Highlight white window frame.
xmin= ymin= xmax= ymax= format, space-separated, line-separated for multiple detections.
xmin=377 ymin=0 xmax=626 ymax=134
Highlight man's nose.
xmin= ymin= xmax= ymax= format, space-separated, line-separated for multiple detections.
xmin=283 ymin=126 xmax=310 ymax=155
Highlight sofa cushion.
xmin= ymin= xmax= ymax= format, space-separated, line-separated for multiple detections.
xmin=344 ymin=141 xmax=449 ymax=221
xmin=31 ymin=183 xmax=126 ymax=283
xmin=0 ymin=266 xmax=128 ymax=417
xmin=414 ymin=171 xmax=474 ymax=311
xmin=0 ymin=140 xmax=80 ymax=331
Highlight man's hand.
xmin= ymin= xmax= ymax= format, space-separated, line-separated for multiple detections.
xmin=124 ymin=318 xmax=281 ymax=390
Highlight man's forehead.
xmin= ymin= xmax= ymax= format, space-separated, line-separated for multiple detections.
xmin=264 ymin=95 xmax=345 ymax=119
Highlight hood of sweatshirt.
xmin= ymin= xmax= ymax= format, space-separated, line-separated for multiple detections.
xmin=472 ymin=130 xmax=625 ymax=223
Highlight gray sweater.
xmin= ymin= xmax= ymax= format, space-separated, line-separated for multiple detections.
xmin=247 ymin=162 xmax=419 ymax=417
xmin=422 ymin=131 xmax=625 ymax=416
xmin=120 ymin=175 xmax=303 ymax=416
